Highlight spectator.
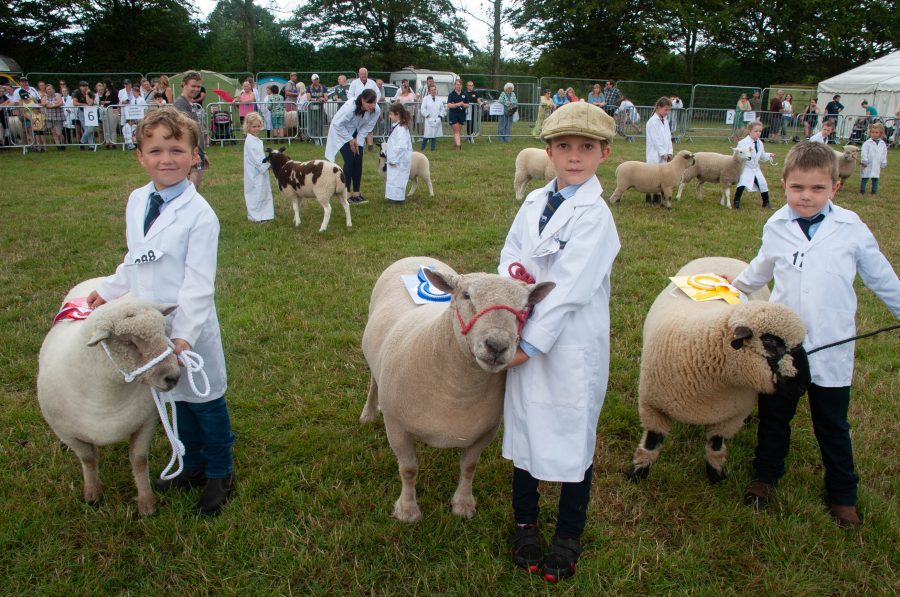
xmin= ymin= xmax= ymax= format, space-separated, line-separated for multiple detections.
xmin=0 ymin=85 xmax=12 ymax=146
xmin=15 ymin=78 xmax=41 ymax=150
xmin=497 ymin=82 xmax=518 ymax=143
xmin=394 ymin=79 xmax=416 ymax=103
xmin=59 ymin=81 xmax=78 ymax=144
xmin=768 ymin=89 xmax=783 ymax=141
xmin=447 ymin=79 xmax=468 ymax=150
xmin=194 ymin=85 xmax=206 ymax=104
xmin=233 ymin=81 xmax=256 ymax=125
xmin=462 ymin=80 xmax=480 ymax=143
xmin=894 ymin=107 xmax=900 ymax=147
xmin=552 ymin=88 xmax=568 ymax=109
xmin=158 ymin=75 xmax=174 ymax=104
xmin=781 ymin=93 xmax=793 ymax=141
xmin=645 ymin=96 xmax=673 ymax=204
xmin=532 ymin=89 xmax=553 ymax=139
xmin=419 ymin=84 xmax=445 ymax=150
xmin=614 ymin=94 xmax=641 ymax=139
xmin=41 ymin=83 xmax=65 ymax=150
xmin=565 ymin=87 xmax=580 ymax=103
xmin=670 ymin=94 xmax=684 ymax=135
xmin=324 ymin=88 xmax=381 ymax=205
xmin=140 ymin=78 xmax=154 ymax=102
xmin=284 ymin=72 xmax=299 ymax=111
xmin=99 ymin=78 xmax=117 ymax=148
xmin=330 ymin=74 xmax=349 ymax=104
xmin=861 ymin=100 xmax=877 ymax=124
xmin=118 ymin=79 xmax=134 ymax=106
xmin=600 ymin=79 xmax=622 ymax=116
xmin=174 ymin=71 xmax=210 ymax=189
xmin=587 ymin=83 xmax=603 ymax=107
xmin=824 ymin=94 xmax=844 ymax=142
xmin=267 ymin=84 xmax=285 ymax=140
xmin=417 ymin=76 xmax=435 ymax=100
xmin=748 ymin=90 xmax=762 ymax=114
xmin=801 ymin=99 xmax=819 ymax=139
xmin=72 ymin=80 xmax=97 ymax=150
xmin=306 ymin=74 xmax=327 ymax=143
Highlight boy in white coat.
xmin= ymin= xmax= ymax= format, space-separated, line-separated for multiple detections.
xmin=242 ymin=112 xmax=275 ymax=222
xmin=383 ymin=103 xmax=412 ymax=203
xmin=859 ymin=122 xmax=888 ymax=195
xmin=86 ymin=109 xmax=235 ymax=516
xmin=499 ymin=101 xmax=620 ymax=581
xmin=734 ymin=120 xmax=777 ymax=209
xmin=732 ymin=141 xmax=900 ymax=528
xmin=645 ymin=96 xmax=672 ymax=204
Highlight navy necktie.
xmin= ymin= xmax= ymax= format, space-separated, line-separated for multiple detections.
xmin=539 ymin=191 xmax=565 ymax=234
xmin=796 ymin=213 xmax=825 ymax=240
xmin=754 ymin=140 xmax=759 ymax=153
xmin=144 ymin=192 xmax=164 ymax=235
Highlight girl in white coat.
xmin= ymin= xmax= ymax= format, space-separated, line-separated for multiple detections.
xmin=325 ymin=88 xmax=381 ymax=204
xmin=383 ymin=103 xmax=412 ymax=203
xmin=419 ymin=85 xmax=445 ymax=151
xmin=242 ymin=112 xmax=274 ymax=222
xmin=734 ymin=120 xmax=776 ymax=209
xmin=733 ymin=141 xmax=900 ymax=528
xmin=645 ymin=96 xmax=673 ymax=203
xmin=859 ymin=122 xmax=888 ymax=195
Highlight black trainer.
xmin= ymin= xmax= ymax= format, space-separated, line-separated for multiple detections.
xmin=153 ymin=468 xmax=206 ymax=492
xmin=508 ymin=524 xmax=544 ymax=572
xmin=199 ymin=473 xmax=235 ymax=516
xmin=348 ymin=195 xmax=368 ymax=205
xmin=541 ymin=535 xmax=582 ymax=582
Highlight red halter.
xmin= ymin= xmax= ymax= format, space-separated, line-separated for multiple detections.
xmin=454 ymin=263 xmax=536 ymax=337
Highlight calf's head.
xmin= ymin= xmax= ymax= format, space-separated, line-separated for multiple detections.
xmin=424 ymin=269 xmax=555 ymax=373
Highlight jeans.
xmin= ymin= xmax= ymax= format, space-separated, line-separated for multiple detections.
xmin=512 ymin=465 xmax=593 ymax=538
xmin=80 ymin=126 xmax=95 ymax=145
xmin=753 ymin=385 xmax=858 ymax=505
xmin=859 ymin=177 xmax=879 ymax=194
xmin=498 ymin=115 xmax=512 ymax=142
xmin=175 ymin=396 xmax=235 ymax=479
xmin=339 ymin=141 xmax=364 ymax=192
xmin=419 ymin=137 xmax=436 ymax=151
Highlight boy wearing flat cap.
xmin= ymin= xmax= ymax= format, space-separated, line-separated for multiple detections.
xmin=499 ymin=101 xmax=620 ymax=582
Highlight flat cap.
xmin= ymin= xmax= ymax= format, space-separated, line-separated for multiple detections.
xmin=540 ymin=101 xmax=615 ymax=143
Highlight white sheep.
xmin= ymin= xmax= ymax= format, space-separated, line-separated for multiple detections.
xmin=675 ymin=146 xmax=753 ymax=208
xmin=627 ymin=257 xmax=810 ymax=484
xmin=608 ymin=150 xmax=696 ymax=209
xmin=37 ymin=278 xmax=181 ymax=516
xmin=377 ymin=145 xmax=434 ymax=197
xmin=360 ymin=256 xmax=554 ymax=522
xmin=833 ymin=145 xmax=859 ymax=189
xmin=263 ymin=148 xmax=351 ymax=232
xmin=513 ymin=147 xmax=557 ymax=200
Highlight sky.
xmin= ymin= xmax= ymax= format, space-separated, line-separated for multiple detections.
xmin=193 ymin=0 xmax=514 ymax=56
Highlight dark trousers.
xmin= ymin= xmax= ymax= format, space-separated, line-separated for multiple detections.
xmin=339 ymin=141 xmax=364 ymax=192
xmin=859 ymin=177 xmax=879 ymax=194
xmin=733 ymin=184 xmax=769 ymax=207
xmin=754 ymin=384 xmax=858 ymax=505
xmin=419 ymin=136 xmax=437 ymax=151
xmin=512 ymin=465 xmax=593 ymax=538
xmin=176 ymin=396 xmax=235 ymax=479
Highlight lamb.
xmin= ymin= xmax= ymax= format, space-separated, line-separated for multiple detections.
xmin=513 ymin=147 xmax=557 ymax=200
xmin=833 ymin=145 xmax=859 ymax=189
xmin=360 ymin=257 xmax=554 ymax=522
xmin=608 ymin=150 xmax=696 ymax=209
xmin=377 ymin=145 xmax=434 ymax=197
xmin=675 ymin=146 xmax=752 ymax=208
xmin=627 ymin=257 xmax=810 ymax=484
xmin=263 ymin=148 xmax=351 ymax=232
xmin=37 ymin=278 xmax=181 ymax=516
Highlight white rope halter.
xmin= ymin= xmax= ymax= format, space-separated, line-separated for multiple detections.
xmin=100 ymin=338 xmax=210 ymax=480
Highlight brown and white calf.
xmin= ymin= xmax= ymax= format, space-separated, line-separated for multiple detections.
xmin=264 ymin=148 xmax=351 ymax=232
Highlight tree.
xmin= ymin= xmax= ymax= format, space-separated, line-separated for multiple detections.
xmin=0 ymin=0 xmax=79 ymax=71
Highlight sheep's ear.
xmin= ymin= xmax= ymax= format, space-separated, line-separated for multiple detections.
xmin=423 ymin=268 xmax=456 ymax=294
xmin=279 ymin=146 xmax=288 ymax=153
xmin=87 ymin=325 xmax=111 ymax=347
xmin=527 ymin=282 xmax=555 ymax=307
xmin=731 ymin=325 xmax=753 ymax=349
xmin=157 ymin=303 xmax=178 ymax=316
xmin=265 ymin=147 xmax=273 ymax=154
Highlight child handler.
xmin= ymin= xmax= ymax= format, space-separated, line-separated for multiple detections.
xmin=734 ymin=120 xmax=777 ymax=209
xmin=86 ymin=108 xmax=234 ymax=516
xmin=732 ymin=141 xmax=900 ymax=528
xmin=859 ymin=122 xmax=888 ymax=196
xmin=498 ymin=101 xmax=621 ymax=581
xmin=383 ymin=103 xmax=412 ymax=204
xmin=242 ymin=111 xmax=275 ymax=222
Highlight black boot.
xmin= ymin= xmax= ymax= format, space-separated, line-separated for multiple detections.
xmin=199 ymin=473 xmax=235 ymax=516
xmin=153 ymin=468 xmax=206 ymax=492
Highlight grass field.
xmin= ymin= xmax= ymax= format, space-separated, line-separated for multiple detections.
xmin=1 ymin=130 xmax=897 ymax=595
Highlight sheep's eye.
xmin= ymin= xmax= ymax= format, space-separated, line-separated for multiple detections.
xmin=761 ymin=333 xmax=785 ymax=354
xmin=462 ymin=291 xmax=471 ymax=300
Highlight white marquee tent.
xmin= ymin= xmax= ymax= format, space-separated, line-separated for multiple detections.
xmin=817 ymin=51 xmax=900 ymax=139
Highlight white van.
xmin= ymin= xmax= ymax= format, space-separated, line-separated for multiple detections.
xmin=388 ymin=67 xmax=459 ymax=102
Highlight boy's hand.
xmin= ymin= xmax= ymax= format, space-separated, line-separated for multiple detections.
xmin=86 ymin=291 xmax=106 ymax=309
xmin=172 ymin=338 xmax=192 ymax=355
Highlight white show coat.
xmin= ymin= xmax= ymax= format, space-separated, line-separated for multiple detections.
xmin=733 ymin=203 xmax=900 ymax=387
xmin=243 ymin=133 xmax=274 ymax=221
xmin=324 ymin=100 xmax=382 ymax=162
xmin=384 ymin=123 xmax=412 ymax=202
xmin=736 ymin=135 xmax=774 ymax=191
xmin=645 ymin=113 xmax=672 ymax=163
xmin=860 ymin=138 xmax=887 ymax=178
xmin=96 ymin=182 xmax=227 ymax=403
xmin=420 ymin=95 xmax=445 ymax=138
xmin=347 ymin=78 xmax=380 ymax=102
xmin=499 ymin=176 xmax=621 ymax=482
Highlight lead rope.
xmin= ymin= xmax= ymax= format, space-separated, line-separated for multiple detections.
xmin=806 ymin=323 xmax=900 ymax=355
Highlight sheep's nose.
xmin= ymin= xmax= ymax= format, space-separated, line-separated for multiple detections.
xmin=164 ymin=374 xmax=180 ymax=388
xmin=484 ymin=337 xmax=508 ymax=357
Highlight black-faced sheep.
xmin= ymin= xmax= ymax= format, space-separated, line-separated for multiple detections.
xmin=675 ymin=146 xmax=752 ymax=208
xmin=377 ymin=145 xmax=434 ymax=197
xmin=627 ymin=257 xmax=810 ymax=484
xmin=360 ymin=257 xmax=554 ymax=522
xmin=37 ymin=278 xmax=181 ymax=515
xmin=263 ymin=148 xmax=351 ymax=232
xmin=608 ymin=150 xmax=696 ymax=209
xmin=513 ymin=147 xmax=557 ymax=200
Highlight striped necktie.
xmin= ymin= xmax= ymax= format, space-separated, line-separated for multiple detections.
xmin=796 ymin=213 xmax=825 ymax=240
xmin=144 ymin=192 xmax=164 ymax=235
xmin=539 ymin=191 xmax=565 ymax=234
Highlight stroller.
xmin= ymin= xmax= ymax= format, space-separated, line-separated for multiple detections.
xmin=210 ymin=106 xmax=236 ymax=144
xmin=847 ymin=116 xmax=869 ymax=146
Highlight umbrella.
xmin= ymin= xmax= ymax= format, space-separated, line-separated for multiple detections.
xmin=212 ymin=89 xmax=235 ymax=103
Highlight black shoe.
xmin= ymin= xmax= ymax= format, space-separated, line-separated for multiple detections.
xmin=199 ymin=473 xmax=235 ymax=516
xmin=762 ymin=203 xmax=774 ymax=210
xmin=733 ymin=201 xmax=741 ymax=210
xmin=348 ymin=195 xmax=368 ymax=205
xmin=508 ymin=524 xmax=543 ymax=572
xmin=153 ymin=468 xmax=206 ymax=492
xmin=541 ymin=535 xmax=582 ymax=582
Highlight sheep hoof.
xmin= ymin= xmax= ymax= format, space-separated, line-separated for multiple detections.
xmin=625 ymin=465 xmax=650 ymax=483
xmin=391 ymin=498 xmax=422 ymax=523
xmin=359 ymin=409 xmax=378 ymax=424
xmin=451 ymin=494 xmax=477 ymax=519
xmin=705 ymin=463 xmax=726 ymax=484
xmin=136 ymin=495 xmax=157 ymax=517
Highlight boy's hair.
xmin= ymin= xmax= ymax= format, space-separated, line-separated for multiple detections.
xmin=387 ymin=102 xmax=411 ymax=127
xmin=655 ymin=96 xmax=672 ymax=109
xmin=269 ymin=84 xmax=279 ymax=94
xmin=782 ymin=141 xmax=838 ymax=182
xmin=821 ymin=119 xmax=835 ymax=128
xmin=135 ymin=108 xmax=199 ymax=150
xmin=747 ymin=120 xmax=764 ymax=132
xmin=181 ymin=71 xmax=201 ymax=87
xmin=869 ymin=122 xmax=885 ymax=135
xmin=241 ymin=111 xmax=264 ymax=133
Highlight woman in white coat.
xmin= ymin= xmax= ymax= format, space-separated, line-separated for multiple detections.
xmin=419 ymin=85 xmax=444 ymax=151
xmin=383 ymin=103 xmax=412 ymax=203
xmin=325 ymin=88 xmax=381 ymax=204
xmin=734 ymin=120 xmax=776 ymax=209
xmin=241 ymin=112 xmax=274 ymax=222
xmin=645 ymin=96 xmax=673 ymax=203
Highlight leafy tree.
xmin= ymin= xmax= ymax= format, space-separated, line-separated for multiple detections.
xmin=0 ymin=0 xmax=78 ymax=71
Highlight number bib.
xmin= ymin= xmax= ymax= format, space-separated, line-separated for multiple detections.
xmin=127 ymin=248 xmax=164 ymax=265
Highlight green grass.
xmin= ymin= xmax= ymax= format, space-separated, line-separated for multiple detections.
xmin=1 ymin=132 xmax=898 ymax=595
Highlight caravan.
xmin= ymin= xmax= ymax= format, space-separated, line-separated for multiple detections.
xmin=389 ymin=68 xmax=458 ymax=102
